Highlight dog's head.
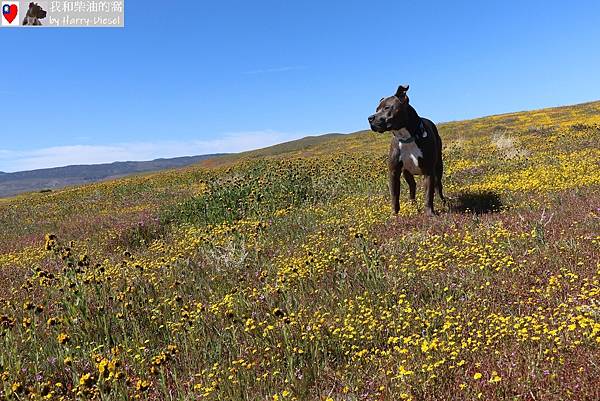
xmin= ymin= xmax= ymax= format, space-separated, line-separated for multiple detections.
xmin=368 ymin=85 xmax=411 ymax=133
xmin=27 ymin=2 xmax=46 ymax=19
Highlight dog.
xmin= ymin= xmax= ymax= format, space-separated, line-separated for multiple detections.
xmin=368 ymin=85 xmax=444 ymax=216
xmin=22 ymin=2 xmax=46 ymax=25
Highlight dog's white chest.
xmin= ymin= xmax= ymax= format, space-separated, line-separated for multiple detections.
xmin=399 ymin=142 xmax=423 ymax=175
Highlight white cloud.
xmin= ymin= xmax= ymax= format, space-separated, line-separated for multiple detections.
xmin=0 ymin=130 xmax=304 ymax=172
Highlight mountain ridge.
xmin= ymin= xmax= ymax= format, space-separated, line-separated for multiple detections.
xmin=0 ymin=131 xmax=347 ymax=198
xmin=0 ymin=154 xmax=225 ymax=198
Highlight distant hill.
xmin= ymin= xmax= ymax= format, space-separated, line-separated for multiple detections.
xmin=0 ymin=154 xmax=225 ymax=198
xmin=198 ymin=133 xmax=346 ymax=168
xmin=0 ymin=132 xmax=349 ymax=198
xmin=239 ymin=133 xmax=345 ymax=157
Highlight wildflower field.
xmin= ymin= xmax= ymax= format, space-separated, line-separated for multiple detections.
xmin=1 ymin=101 xmax=599 ymax=400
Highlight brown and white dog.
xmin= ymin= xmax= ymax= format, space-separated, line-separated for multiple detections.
xmin=368 ymin=85 xmax=444 ymax=216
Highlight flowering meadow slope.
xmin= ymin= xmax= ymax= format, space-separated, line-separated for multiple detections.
xmin=1 ymin=101 xmax=599 ymax=400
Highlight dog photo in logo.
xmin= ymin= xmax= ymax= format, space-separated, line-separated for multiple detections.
xmin=1 ymin=1 xmax=20 ymax=26
xmin=22 ymin=2 xmax=46 ymax=25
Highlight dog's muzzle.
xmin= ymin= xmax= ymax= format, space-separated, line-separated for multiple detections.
xmin=368 ymin=114 xmax=388 ymax=133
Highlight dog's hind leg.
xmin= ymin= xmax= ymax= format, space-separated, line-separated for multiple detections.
xmin=435 ymin=162 xmax=445 ymax=203
xmin=403 ymin=170 xmax=417 ymax=201
xmin=424 ymin=175 xmax=436 ymax=217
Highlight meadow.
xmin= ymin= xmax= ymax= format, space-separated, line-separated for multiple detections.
xmin=0 ymin=101 xmax=599 ymax=400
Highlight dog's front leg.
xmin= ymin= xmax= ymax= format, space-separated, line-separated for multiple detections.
xmin=423 ymin=175 xmax=435 ymax=217
xmin=403 ymin=170 xmax=417 ymax=201
xmin=388 ymin=164 xmax=402 ymax=215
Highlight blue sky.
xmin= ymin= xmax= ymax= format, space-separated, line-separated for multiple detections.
xmin=1 ymin=0 xmax=600 ymax=172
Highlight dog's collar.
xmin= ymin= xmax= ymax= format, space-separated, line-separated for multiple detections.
xmin=396 ymin=119 xmax=425 ymax=143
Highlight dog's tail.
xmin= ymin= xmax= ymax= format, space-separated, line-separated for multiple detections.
xmin=435 ymin=126 xmax=443 ymax=177
xmin=434 ymin=125 xmax=445 ymax=201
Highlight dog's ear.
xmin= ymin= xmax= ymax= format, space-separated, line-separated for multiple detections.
xmin=395 ymin=84 xmax=409 ymax=103
xmin=29 ymin=2 xmax=34 ymax=7
xmin=395 ymin=85 xmax=409 ymax=97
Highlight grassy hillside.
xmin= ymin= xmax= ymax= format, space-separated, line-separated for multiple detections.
xmin=0 ymin=154 xmax=226 ymax=199
xmin=0 ymin=101 xmax=599 ymax=400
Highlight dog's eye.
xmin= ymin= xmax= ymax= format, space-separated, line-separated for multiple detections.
xmin=384 ymin=106 xmax=391 ymax=111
